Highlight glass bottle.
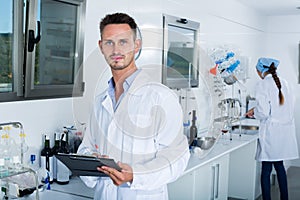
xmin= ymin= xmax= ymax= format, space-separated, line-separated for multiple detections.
xmin=189 ymin=110 xmax=198 ymax=146
xmin=56 ymin=133 xmax=70 ymax=184
xmin=51 ymin=132 xmax=60 ymax=182
xmin=40 ymin=134 xmax=54 ymax=183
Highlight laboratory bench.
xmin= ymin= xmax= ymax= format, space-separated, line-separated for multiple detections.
xmin=168 ymin=133 xmax=260 ymax=200
xmin=19 ymin=129 xmax=259 ymax=200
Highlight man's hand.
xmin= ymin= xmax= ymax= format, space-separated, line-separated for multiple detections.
xmin=97 ymin=162 xmax=133 ymax=186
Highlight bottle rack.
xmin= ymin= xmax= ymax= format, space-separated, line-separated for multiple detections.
xmin=0 ymin=122 xmax=39 ymax=199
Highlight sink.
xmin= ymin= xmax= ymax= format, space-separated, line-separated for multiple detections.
xmin=232 ymin=125 xmax=258 ymax=130
xmin=192 ymin=136 xmax=216 ymax=150
xmin=231 ymin=125 xmax=259 ymax=135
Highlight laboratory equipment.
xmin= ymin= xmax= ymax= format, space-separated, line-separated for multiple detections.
xmin=162 ymin=14 xmax=200 ymax=89
xmin=192 ymin=136 xmax=216 ymax=150
xmin=214 ymin=98 xmax=243 ymax=140
xmin=221 ymin=119 xmax=232 ymax=144
xmin=0 ymin=121 xmax=39 ymax=199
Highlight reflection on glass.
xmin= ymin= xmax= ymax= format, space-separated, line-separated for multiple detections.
xmin=35 ymin=0 xmax=78 ymax=85
xmin=0 ymin=0 xmax=13 ymax=92
xmin=167 ymin=25 xmax=196 ymax=80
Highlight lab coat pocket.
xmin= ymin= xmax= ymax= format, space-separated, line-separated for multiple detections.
xmin=135 ymin=187 xmax=167 ymax=200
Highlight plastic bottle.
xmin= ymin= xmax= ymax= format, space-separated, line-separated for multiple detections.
xmin=40 ymin=134 xmax=54 ymax=183
xmin=189 ymin=110 xmax=198 ymax=146
xmin=56 ymin=133 xmax=70 ymax=184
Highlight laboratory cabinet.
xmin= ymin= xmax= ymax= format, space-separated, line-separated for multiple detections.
xmin=228 ymin=139 xmax=260 ymax=200
xmin=194 ymin=154 xmax=229 ymax=200
xmin=168 ymin=134 xmax=259 ymax=200
xmin=167 ymin=171 xmax=194 ymax=200
xmin=168 ymin=154 xmax=229 ymax=200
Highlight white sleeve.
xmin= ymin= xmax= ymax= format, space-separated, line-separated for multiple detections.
xmin=253 ymin=83 xmax=270 ymax=120
xmin=77 ymin=111 xmax=101 ymax=188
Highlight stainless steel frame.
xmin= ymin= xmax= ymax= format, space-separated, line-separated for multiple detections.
xmin=162 ymin=14 xmax=200 ymax=89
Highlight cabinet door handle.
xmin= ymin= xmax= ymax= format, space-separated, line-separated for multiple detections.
xmin=211 ymin=165 xmax=215 ymax=200
xmin=215 ymin=164 xmax=220 ymax=199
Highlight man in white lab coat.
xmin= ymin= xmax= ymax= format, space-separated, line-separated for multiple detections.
xmin=246 ymin=57 xmax=299 ymax=200
xmin=77 ymin=13 xmax=190 ymax=200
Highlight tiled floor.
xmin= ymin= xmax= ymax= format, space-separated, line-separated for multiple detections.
xmin=255 ymin=166 xmax=300 ymax=200
xmin=230 ymin=166 xmax=300 ymax=200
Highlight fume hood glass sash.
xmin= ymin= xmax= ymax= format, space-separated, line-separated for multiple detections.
xmin=162 ymin=14 xmax=200 ymax=89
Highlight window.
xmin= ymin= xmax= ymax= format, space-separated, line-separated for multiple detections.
xmin=0 ymin=0 xmax=86 ymax=102
xmin=162 ymin=14 xmax=200 ymax=89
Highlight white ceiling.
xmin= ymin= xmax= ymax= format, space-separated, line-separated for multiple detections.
xmin=237 ymin=0 xmax=300 ymax=16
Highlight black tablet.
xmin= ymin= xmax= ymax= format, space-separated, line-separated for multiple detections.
xmin=55 ymin=153 xmax=122 ymax=176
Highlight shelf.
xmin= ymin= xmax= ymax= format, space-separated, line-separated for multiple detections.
xmin=0 ymin=167 xmax=34 ymax=179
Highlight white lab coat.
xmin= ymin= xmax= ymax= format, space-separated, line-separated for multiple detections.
xmin=254 ymin=74 xmax=299 ymax=161
xmin=77 ymin=69 xmax=190 ymax=200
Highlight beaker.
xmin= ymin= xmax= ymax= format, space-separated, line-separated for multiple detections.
xmin=221 ymin=120 xmax=231 ymax=145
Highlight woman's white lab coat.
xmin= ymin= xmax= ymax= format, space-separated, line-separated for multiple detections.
xmin=77 ymin=69 xmax=190 ymax=200
xmin=254 ymin=74 xmax=299 ymax=161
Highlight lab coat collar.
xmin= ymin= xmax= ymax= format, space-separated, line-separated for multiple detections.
xmin=101 ymin=92 xmax=114 ymax=116
xmin=127 ymin=69 xmax=154 ymax=96
xmin=100 ymin=69 xmax=153 ymax=115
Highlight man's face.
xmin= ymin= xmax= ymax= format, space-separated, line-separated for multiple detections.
xmin=99 ymin=24 xmax=140 ymax=71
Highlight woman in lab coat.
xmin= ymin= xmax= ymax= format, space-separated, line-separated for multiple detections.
xmin=246 ymin=57 xmax=299 ymax=200
xmin=77 ymin=13 xmax=190 ymax=200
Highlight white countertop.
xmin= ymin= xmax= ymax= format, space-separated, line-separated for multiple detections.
xmin=185 ymin=133 xmax=258 ymax=174
xmin=18 ymin=177 xmax=94 ymax=200
xmin=19 ymin=132 xmax=258 ymax=199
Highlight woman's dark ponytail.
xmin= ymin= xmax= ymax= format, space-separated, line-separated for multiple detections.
xmin=268 ymin=62 xmax=284 ymax=105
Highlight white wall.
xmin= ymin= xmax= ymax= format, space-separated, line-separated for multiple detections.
xmin=0 ymin=98 xmax=75 ymax=164
xmin=1 ymin=0 xmax=299 ymax=166
xmin=81 ymin=0 xmax=267 ymax=131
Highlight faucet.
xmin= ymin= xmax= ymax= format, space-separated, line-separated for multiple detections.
xmin=246 ymin=95 xmax=256 ymax=113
